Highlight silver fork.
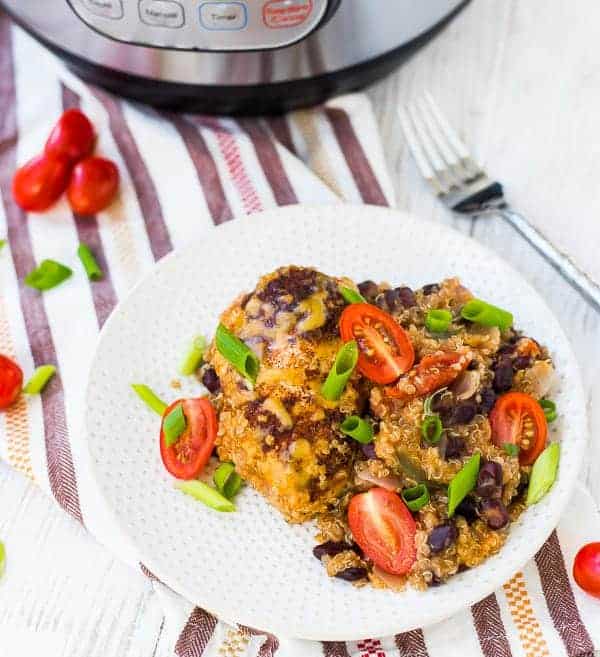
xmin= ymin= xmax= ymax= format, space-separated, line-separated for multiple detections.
xmin=399 ymin=92 xmax=600 ymax=313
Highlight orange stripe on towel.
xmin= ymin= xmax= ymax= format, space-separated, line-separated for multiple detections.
xmin=0 ymin=292 xmax=33 ymax=480
xmin=503 ymin=571 xmax=550 ymax=657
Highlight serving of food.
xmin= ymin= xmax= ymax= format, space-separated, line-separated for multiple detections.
xmin=147 ymin=264 xmax=560 ymax=591
xmin=85 ymin=206 xmax=585 ymax=639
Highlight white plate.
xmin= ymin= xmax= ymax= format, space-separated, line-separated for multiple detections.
xmin=85 ymin=205 xmax=586 ymax=641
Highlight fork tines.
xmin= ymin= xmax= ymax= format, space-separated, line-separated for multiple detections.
xmin=399 ymin=92 xmax=485 ymax=198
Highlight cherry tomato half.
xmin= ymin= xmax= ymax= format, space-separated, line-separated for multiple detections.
xmin=386 ymin=349 xmax=473 ymax=400
xmin=160 ymin=397 xmax=217 ymax=480
xmin=339 ymin=304 xmax=414 ymax=385
xmin=12 ymin=154 xmax=71 ymax=212
xmin=490 ymin=392 xmax=547 ymax=465
xmin=573 ymin=542 xmax=600 ymax=599
xmin=45 ymin=109 xmax=95 ymax=164
xmin=67 ymin=157 xmax=119 ymax=215
xmin=0 ymin=354 xmax=23 ymax=410
xmin=348 ymin=487 xmax=416 ymax=575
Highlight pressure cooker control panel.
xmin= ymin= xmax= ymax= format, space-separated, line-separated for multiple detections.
xmin=68 ymin=0 xmax=328 ymax=50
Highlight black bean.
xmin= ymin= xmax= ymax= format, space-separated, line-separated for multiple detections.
xmin=455 ymin=496 xmax=479 ymax=523
xmin=361 ymin=443 xmax=377 ymax=459
xmin=478 ymin=387 xmax=497 ymax=415
xmin=431 ymin=394 xmax=454 ymax=423
xmin=497 ymin=344 xmax=516 ymax=357
xmin=374 ymin=293 xmax=387 ymax=310
xmin=357 ymin=280 xmax=379 ymax=301
xmin=476 ymin=461 xmax=503 ymax=498
xmin=493 ymin=358 xmax=513 ymax=393
xmin=513 ymin=355 xmax=531 ymax=370
xmin=335 ymin=567 xmax=368 ymax=582
xmin=312 ymin=541 xmax=353 ymax=561
xmin=478 ymin=499 xmax=509 ymax=530
xmin=452 ymin=400 xmax=478 ymax=425
xmin=382 ymin=287 xmax=415 ymax=312
xmin=422 ymin=283 xmax=440 ymax=295
xmin=442 ymin=435 xmax=466 ymax=460
xmin=201 ymin=367 xmax=221 ymax=394
xmin=427 ymin=523 xmax=458 ymax=553
xmin=430 ymin=574 xmax=443 ymax=587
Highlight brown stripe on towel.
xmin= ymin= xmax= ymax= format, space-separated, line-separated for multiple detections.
xmin=0 ymin=15 xmax=82 ymax=522
xmin=92 ymin=89 xmax=173 ymax=260
xmin=267 ymin=115 xmax=297 ymax=156
xmin=61 ymin=84 xmax=118 ymax=328
xmin=395 ymin=629 xmax=430 ymax=657
xmin=535 ymin=530 xmax=595 ymax=657
xmin=238 ymin=119 xmax=298 ymax=206
xmin=325 ymin=107 xmax=388 ymax=206
xmin=471 ymin=594 xmax=513 ymax=657
xmin=174 ymin=607 xmax=218 ymax=657
xmin=170 ymin=115 xmax=234 ymax=225
xmin=242 ymin=626 xmax=280 ymax=657
xmin=322 ymin=641 xmax=351 ymax=657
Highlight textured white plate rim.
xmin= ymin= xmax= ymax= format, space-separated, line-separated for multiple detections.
xmin=84 ymin=204 xmax=586 ymax=642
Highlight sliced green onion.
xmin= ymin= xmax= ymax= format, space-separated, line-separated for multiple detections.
xmin=0 ymin=239 xmax=6 ymax=253
xmin=425 ymin=309 xmax=452 ymax=333
xmin=448 ymin=453 xmax=481 ymax=517
xmin=216 ymin=323 xmax=259 ymax=385
xmin=321 ymin=340 xmax=358 ymax=401
xmin=0 ymin=540 xmax=5 ymax=579
xmin=423 ymin=387 xmax=447 ymax=416
xmin=23 ymin=365 xmax=56 ymax=394
xmin=421 ymin=415 xmax=443 ymax=445
xmin=339 ymin=286 xmax=366 ymax=304
xmin=163 ymin=403 xmax=186 ymax=447
xmin=340 ymin=416 xmax=374 ymax=444
xmin=131 ymin=383 xmax=167 ymax=415
xmin=24 ymin=259 xmax=72 ymax=291
xmin=460 ymin=299 xmax=513 ymax=331
xmin=180 ymin=335 xmax=207 ymax=376
xmin=175 ymin=480 xmax=236 ymax=512
xmin=77 ymin=243 xmax=103 ymax=281
xmin=540 ymin=399 xmax=557 ymax=423
xmin=214 ymin=462 xmax=243 ymax=500
xmin=503 ymin=443 xmax=520 ymax=457
xmin=402 ymin=484 xmax=430 ymax=512
xmin=526 ymin=443 xmax=560 ymax=506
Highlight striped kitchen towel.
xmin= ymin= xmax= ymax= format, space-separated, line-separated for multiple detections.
xmin=0 ymin=13 xmax=599 ymax=657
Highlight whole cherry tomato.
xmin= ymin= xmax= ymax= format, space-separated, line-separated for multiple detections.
xmin=0 ymin=354 xmax=23 ymax=410
xmin=12 ymin=154 xmax=71 ymax=212
xmin=67 ymin=157 xmax=119 ymax=215
xmin=45 ymin=109 xmax=95 ymax=163
xmin=573 ymin=542 xmax=600 ymax=599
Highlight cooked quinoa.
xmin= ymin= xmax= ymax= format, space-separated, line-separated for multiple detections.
xmin=203 ymin=268 xmax=556 ymax=590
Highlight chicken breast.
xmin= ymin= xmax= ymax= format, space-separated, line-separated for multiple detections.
xmin=205 ymin=266 xmax=364 ymax=523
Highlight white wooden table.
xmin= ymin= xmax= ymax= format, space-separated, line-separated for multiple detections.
xmin=2 ymin=1 xmax=599 ymax=654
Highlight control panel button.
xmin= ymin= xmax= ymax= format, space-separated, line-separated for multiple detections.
xmin=199 ymin=2 xmax=248 ymax=31
xmin=80 ymin=0 xmax=123 ymax=19
xmin=263 ymin=0 xmax=313 ymax=29
xmin=139 ymin=0 xmax=184 ymax=28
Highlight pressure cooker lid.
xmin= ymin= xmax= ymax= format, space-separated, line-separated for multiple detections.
xmin=67 ymin=0 xmax=335 ymax=51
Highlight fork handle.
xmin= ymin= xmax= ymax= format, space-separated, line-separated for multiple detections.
xmin=497 ymin=208 xmax=600 ymax=313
